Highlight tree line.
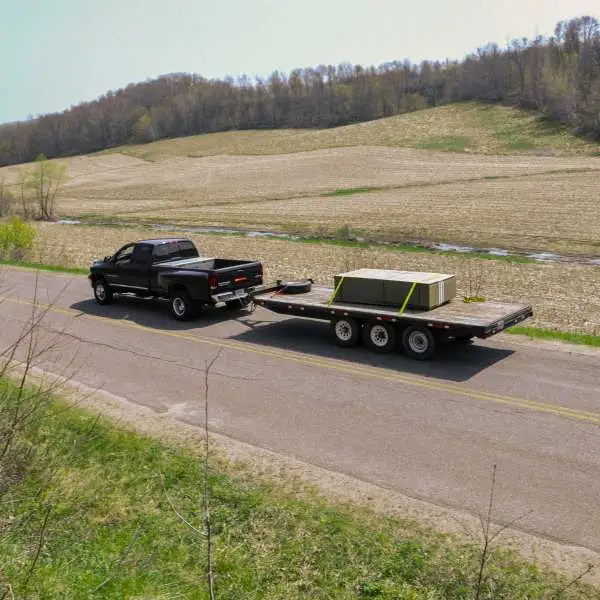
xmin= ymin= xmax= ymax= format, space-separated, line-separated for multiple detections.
xmin=0 ymin=15 xmax=599 ymax=167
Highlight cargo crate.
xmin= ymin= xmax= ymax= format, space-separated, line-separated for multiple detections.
xmin=333 ymin=268 xmax=456 ymax=310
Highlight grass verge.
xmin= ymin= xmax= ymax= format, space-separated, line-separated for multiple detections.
xmin=507 ymin=326 xmax=600 ymax=348
xmin=0 ymin=258 xmax=89 ymax=275
xmin=1 ymin=377 xmax=598 ymax=599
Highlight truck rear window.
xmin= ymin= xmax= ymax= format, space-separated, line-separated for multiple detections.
xmin=152 ymin=240 xmax=198 ymax=262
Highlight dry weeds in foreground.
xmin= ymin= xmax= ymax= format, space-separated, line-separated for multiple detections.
xmin=31 ymin=223 xmax=600 ymax=335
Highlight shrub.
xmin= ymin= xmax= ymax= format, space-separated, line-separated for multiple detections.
xmin=0 ymin=217 xmax=36 ymax=260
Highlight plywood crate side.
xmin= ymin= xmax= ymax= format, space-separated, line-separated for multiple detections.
xmin=333 ymin=270 xmax=456 ymax=309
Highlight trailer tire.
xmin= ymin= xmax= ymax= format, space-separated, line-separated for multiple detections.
xmin=402 ymin=325 xmax=436 ymax=360
xmin=363 ymin=322 xmax=397 ymax=353
xmin=330 ymin=317 xmax=361 ymax=347
xmin=169 ymin=289 xmax=195 ymax=321
xmin=93 ymin=278 xmax=113 ymax=305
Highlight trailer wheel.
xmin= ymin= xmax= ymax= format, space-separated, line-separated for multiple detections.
xmin=330 ymin=317 xmax=361 ymax=347
xmin=402 ymin=325 xmax=436 ymax=360
xmin=169 ymin=289 xmax=195 ymax=321
xmin=93 ymin=278 xmax=113 ymax=305
xmin=363 ymin=322 xmax=396 ymax=353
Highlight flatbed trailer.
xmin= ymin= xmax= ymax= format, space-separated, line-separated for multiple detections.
xmin=251 ymin=281 xmax=533 ymax=360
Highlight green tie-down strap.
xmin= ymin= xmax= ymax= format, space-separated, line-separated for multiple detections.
xmin=398 ymin=281 xmax=417 ymax=315
xmin=327 ymin=276 xmax=345 ymax=306
xmin=463 ymin=296 xmax=486 ymax=303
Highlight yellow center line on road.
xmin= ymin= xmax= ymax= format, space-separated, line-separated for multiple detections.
xmin=2 ymin=293 xmax=600 ymax=426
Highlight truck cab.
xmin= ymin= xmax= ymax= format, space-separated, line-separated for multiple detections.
xmin=89 ymin=238 xmax=263 ymax=320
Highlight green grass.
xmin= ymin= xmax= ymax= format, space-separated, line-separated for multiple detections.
xmin=415 ymin=135 xmax=475 ymax=152
xmin=0 ymin=258 xmax=89 ymax=275
xmin=325 ymin=186 xmax=386 ymax=197
xmin=508 ymin=326 xmax=600 ymax=348
xmin=1 ymin=377 xmax=598 ymax=599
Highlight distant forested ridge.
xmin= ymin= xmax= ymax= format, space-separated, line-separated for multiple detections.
xmin=1 ymin=16 xmax=599 ymax=166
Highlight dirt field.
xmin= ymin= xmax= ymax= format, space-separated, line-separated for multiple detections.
xmin=3 ymin=146 xmax=595 ymax=256
xmin=31 ymin=223 xmax=600 ymax=335
xmin=132 ymin=167 xmax=600 ymax=256
xmin=2 ymin=103 xmax=599 ymax=256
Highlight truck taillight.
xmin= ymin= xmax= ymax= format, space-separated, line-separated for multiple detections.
xmin=209 ymin=275 xmax=217 ymax=289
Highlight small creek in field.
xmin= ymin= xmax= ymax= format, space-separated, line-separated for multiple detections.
xmin=55 ymin=220 xmax=600 ymax=267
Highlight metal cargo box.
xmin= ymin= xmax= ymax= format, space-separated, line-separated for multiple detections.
xmin=333 ymin=268 xmax=456 ymax=310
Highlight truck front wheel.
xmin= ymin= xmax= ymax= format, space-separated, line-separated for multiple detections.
xmin=402 ymin=325 xmax=437 ymax=360
xmin=93 ymin=279 xmax=113 ymax=305
xmin=169 ymin=289 xmax=195 ymax=321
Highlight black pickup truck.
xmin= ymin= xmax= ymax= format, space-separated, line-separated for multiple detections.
xmin=88 ymin=238 xmax=263 ymax=320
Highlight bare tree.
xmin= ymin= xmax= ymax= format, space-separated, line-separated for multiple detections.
xmin=163 ymin=349 xmax=221 ymax=599
xmin=0 ymin=179 xmax=14 ymax=218
xmin=24 ymin=154 xmax=68 ymax=221
xmin=473 ymin=465 xmax=533 ymax=599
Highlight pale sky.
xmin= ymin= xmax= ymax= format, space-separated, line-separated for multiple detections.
xmin=0 ymin=0 xmax=598 ymax=124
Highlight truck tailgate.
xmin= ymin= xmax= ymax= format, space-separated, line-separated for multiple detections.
xmin=211 ymin=260 xmax=263 ymax=299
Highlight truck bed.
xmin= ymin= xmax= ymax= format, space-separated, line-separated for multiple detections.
xmin=253 ymin=284 xmax=533 ymax=337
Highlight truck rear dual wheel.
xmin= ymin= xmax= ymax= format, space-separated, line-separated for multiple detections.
xmin=169 ymin=289 xmax=195 ymax=321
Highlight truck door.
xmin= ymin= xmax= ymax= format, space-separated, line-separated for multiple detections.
xmin=110 ymin=243 xmax=152 ymax=291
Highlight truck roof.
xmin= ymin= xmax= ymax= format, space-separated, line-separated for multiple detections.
xmin=136 ymin=238 xmax=193 ymax=246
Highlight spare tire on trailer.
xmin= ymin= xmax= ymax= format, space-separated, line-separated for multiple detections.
xmin=276 ymin=279 xmax=313 ymax=294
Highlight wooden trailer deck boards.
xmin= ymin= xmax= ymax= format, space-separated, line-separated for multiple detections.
xmin=333 ymin=268 xmax=456 ymax=310
xmin=254 ymin=285 xmax=531 ymax=329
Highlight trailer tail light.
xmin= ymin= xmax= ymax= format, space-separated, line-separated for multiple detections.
xmin=209 ymin=275 xmax=218 ymax=290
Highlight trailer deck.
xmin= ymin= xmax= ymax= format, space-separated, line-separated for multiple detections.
xmin=253 ymin=284 xmax=532 ymax=335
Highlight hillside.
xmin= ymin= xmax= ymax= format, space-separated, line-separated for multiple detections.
xmin=112 ymin=102 xmax=600 ymax=161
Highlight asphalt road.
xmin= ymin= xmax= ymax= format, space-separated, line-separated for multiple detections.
xmin=1 ymin=268 xmax=599 ymax=554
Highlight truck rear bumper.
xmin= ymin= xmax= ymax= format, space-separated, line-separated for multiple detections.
xmin=210 ymin=288 xmax=252 ymax=304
